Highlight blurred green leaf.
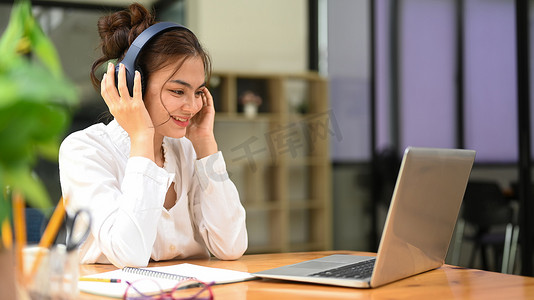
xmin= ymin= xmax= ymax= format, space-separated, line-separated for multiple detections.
xmin=0 ymin=101 xmax=69 ymax=164
xmin=3 ymin=167 xmax=50 ymax=210
xmin=0 ymin=174 xmax=11 ymax=230
xmin=0 ymin=0 xmax=64 ymax=77
xmin=0 ymin=58 xmax=77 ymax=108
xmin=0 ymin=0 xmax=79 ymax=223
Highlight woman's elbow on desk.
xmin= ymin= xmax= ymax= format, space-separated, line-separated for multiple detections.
xmin=212 ymin=246 xmax=247 ymax=261
xmin=104 ymin=245 xmax=152 ymax=268
xmin=78 ymin=240 xmax=151 ymax=268
xmin=97 ymin=226 xmax=154 ymax=268
xmin=207 ymin=230 xmax=248 ymax=261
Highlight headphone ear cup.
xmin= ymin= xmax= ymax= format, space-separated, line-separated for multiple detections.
xmin=114 ymin=63 xmax=120 ymax=91
xmin=114 ymin=63 xmax=136 ymax=97
xmin=136 ymin=65 xmax=147 ymax=96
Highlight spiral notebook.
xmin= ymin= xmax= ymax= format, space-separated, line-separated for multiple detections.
xmin=78 ymin=263 xmax=256 ymax=298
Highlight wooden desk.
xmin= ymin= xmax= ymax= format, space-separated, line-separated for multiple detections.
xmin=78 ymin=250 xmax=534 ymax=299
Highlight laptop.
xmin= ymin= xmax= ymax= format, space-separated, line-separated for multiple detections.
xmin=253 ymin=147 xmax=476 ymax=288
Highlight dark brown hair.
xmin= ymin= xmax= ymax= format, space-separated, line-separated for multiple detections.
xmin=90 ymin=3 xmax=211 ymax=93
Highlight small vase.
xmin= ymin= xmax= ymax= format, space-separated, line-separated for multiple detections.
xmin=244 ymin=103 xmax=258 ymax=119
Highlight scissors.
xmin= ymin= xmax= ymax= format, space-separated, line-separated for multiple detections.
xmin=65 ymin=208 xmax=92 ymax=252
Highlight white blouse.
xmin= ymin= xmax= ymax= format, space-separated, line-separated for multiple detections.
xmin=58 ymin=120 xmax=248 ymax=268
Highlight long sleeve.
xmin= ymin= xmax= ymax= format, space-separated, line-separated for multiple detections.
xmin=59 ymin=124 xmax=174 ymax=268
xmin=190 ymin=151 xmax=248 ymax=260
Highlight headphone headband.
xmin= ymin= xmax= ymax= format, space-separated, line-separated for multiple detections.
xmin=115 ymin=22 xmax=189 ymax=96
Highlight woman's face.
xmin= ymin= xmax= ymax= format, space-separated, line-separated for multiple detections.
xmin=143 ymin=56 xmax=205 ymax=139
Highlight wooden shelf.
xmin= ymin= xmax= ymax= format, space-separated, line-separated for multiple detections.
xmin=211 ymin=71 xmax=332 ymax=253
xmin=246 ymin=244 xmax=284 ymax=254
xmin=214 ymin=113 xmax=275 ymax=122
xmin=288 ymin=200 xmax=325 ymax=210
xmin=288 ymin=242 xmax=326 ymax=252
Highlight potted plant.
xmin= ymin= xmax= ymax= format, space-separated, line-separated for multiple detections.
xmin=0 ymin=0 xmax=78 ymax=297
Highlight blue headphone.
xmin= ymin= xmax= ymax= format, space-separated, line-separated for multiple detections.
xmin=115 ymin=22 xmax=190 ymax=96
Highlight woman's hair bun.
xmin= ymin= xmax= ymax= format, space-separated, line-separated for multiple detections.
xmin=97 ymin=3 xmax=155 ymax=60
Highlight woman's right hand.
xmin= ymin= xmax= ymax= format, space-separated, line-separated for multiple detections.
xmin=101 ymin=62 xmax=155 ymax=160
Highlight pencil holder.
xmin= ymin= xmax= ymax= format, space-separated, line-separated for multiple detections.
xmin=22 ymin=245 xmax=79 ymax=299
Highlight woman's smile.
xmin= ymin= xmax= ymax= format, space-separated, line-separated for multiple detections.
xmin=171 ymin=114 xmax=190 ymax=127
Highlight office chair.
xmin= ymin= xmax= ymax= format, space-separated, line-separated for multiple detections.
xmin=451 ymin=180 xmax=519 ymax=274
xmin=25 ymin=207 xmax=46 ymax=244
xmin=25 ymin=206 xmax=71 ymax=246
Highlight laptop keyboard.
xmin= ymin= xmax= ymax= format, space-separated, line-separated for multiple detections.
xmin=309 ymin=258 xmax=376 ymax=279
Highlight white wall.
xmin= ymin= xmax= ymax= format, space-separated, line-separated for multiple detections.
xmin=185 ymin=0 xmax=308 ymax=73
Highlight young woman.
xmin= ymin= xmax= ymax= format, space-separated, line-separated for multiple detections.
xmin=59 ymin=3 xmax=247 ymax=268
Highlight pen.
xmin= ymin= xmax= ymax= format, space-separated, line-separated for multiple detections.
xmin=79 ymin=277 xmax=122 ymax=283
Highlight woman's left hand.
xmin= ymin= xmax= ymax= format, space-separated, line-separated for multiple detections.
xmin=186 ymin=87 xmax=218 ymax=158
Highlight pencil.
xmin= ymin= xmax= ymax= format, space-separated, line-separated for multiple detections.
xmin=1 ymin=218 xmax=13 ymax=250
xmin=13 ymin=192 xmax=26 ymax=280
xmin=28 ymin=196 xmax=69 ymax=281
xmin=79 ymin=277 xmax=122 ymax=283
